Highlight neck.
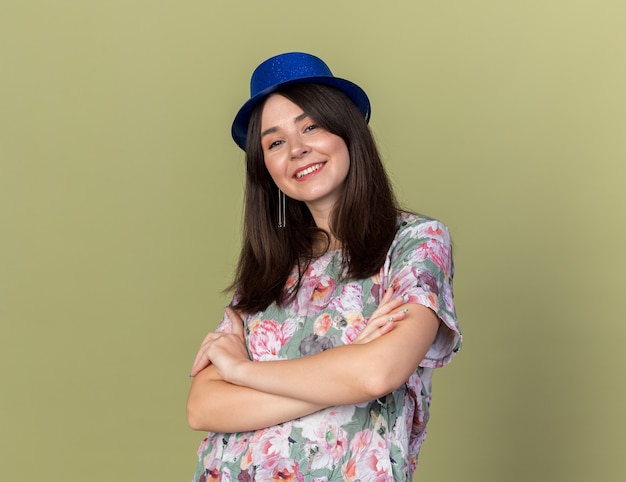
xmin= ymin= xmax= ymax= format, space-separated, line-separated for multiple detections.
xmin=306 ymin=200 xmax=343 ymax=252
xmin=306 ymin=198 xmax=336 ymax=230
xmin=312 ymin=234 xmax=341 ymax=255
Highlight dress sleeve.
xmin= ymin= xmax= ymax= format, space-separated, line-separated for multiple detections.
xmin=389 ymin=217 xmax=462 ymax=368
xmin=214 ymin=297 xmax=239 ymax=333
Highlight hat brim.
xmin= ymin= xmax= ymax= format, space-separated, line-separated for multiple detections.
xmin=231 ymin=76 xmax=371 ymax=150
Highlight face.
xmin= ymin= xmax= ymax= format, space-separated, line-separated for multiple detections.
xmin=260 ymin=94 xmax=350 ymax=217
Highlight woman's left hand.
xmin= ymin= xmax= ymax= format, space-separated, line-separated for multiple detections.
xmin=189 ymin=308 xmax=250 ymax=378
xmin=352 ymin=286 xmax=409 ymax=345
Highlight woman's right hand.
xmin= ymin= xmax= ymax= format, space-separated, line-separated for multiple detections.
xmin=189 ymin=308 xmax=248 ymax=378
xmin=352 ymin=286 xmax=409 ymax=345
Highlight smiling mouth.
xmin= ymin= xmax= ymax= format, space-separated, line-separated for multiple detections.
xmin=295 ymin=163 xmax=325 ymax=179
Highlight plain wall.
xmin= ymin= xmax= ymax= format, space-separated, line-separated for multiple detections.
xmin=2 ymin=1 xmax=625 ymax=480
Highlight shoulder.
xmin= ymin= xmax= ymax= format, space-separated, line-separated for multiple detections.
xmin=393 ymin=212 xmax=451 ymax=247
xmin=386 ymin=212 xmax=454 ymax=277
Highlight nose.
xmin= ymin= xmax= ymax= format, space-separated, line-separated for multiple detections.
xmin=289 ymin=134 xmax=310 ymax=159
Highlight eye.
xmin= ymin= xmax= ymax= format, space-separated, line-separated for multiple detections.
xmin=267 ymin=139 xmax=284 ymax=150
xmin=303 ymin=124 xmax=319 ymax=133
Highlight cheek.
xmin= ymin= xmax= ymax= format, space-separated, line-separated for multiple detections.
xmin=332 ymin=137 xmax=350 ymax=161
xmin=337 ymin=146 xmax=351 ymax=177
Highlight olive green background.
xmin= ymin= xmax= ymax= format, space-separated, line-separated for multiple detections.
xmin=2 ymin=1 xmax=625 ymax=481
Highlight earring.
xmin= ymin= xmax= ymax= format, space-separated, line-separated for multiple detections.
xmin=278 ymin=189 xmax=286 ymax=228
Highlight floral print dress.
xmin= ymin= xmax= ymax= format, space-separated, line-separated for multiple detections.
xmin=193 ymin=213 xmax=462 ymax=482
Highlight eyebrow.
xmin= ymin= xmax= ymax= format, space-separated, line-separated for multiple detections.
xmin=261 ymin=112 xmax=309 ymax=138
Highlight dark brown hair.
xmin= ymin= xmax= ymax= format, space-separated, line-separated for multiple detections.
xmin=230 ymin=83 xmax=400 ymax=313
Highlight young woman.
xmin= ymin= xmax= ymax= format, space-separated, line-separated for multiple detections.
xmin=187 ymin=52 xmax=462 ymax=481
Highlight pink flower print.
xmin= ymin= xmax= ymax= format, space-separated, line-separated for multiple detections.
xmin=215 ymin=313 xmax=234 ymax=334
xmin=418 ymin=222 xmax=446 ymax=242
xmin=311 ymin=275 xmax=335 ymax=306
xmin=406 ymin=291 xmax=439 ymax=313
xmin=417 ymin=220 xmax=450 ymax=245
xmin=218 ymin=469 xmax=232 ymax=482
xmin=222 ymin=432 xmax=250 ymax=463
xmin=298 ymin=405 xmax=356 ymax=431
xmin=308 ymin=254 xmax=334 ymax=277
xmin=341 ymin=312 xmax=367 ymax=344
xmin=426 ymin=292 xmax=439 ymax=311
xmin=298 ymin=407 xmax=355 ymax=470
xmin=255 ymin=458 xmax=304 ymax=482
xmin=341 ymin=430 xmax=392 ymax=482
xmin=370 ymin=279 xmax=384 ymax=305
xmin=294 ymin=275 xmax=336 ymax=316
xmin=313 ymin=313 xmax=332 ymax=335
xmin=412 ymin=239 xmax=451 ymax=277
xmin=328 ymin=283 xmax=363 ymax=316
xmin=302 ymin=423 xmax=349 ymax=470
xmin=443 ymin=280 xmax=455 ymax=313
xmin=285 ymin=272 xmax=298 ymax=291
xmin=200 ymin=436 xmax=224 ymax=473
xmin=240 ymin=447 xmax=254 ymax=471
xmin=200 ymin=457 xmax=222 ymax=482
xmin=248 ymin=318 xmax=297 ymax=361
xmin=196 ymin=436 xmax=210 ymax=457
xmin=246 ymin=425 xmax=292 ymax=467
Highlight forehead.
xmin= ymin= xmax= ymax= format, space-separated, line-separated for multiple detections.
xmin=260 ymin=94 xmax=306 ymax=126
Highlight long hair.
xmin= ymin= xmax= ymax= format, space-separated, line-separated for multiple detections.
xmin=230 ymin=83 xmax=400 ymax=314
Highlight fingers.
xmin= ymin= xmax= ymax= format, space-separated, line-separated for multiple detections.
xmin=189 ymin=331 xmax=220 ymax=376
xmin=225 ymin=307 xmax=245 ymax=339
xmin=190 ymin=349 xmax=210 ymax=377
xmin=353 ymin=306 xmax=410 ymax=344
xmin=357 ymin=285 xmax=411 ymax=345
xmin=370 ymin=287 xmax=409 ymax=320
xmin=353 ymin=317 xmax=394 ymax=344
xmin=380 ymin=285 xmax=395 ymax=305
xmin=191 ymin=327 xmax=239 ymax=376
xmin=190 ymin=308 xmax=247 ymax=377
xmin=369 ymin=290 xmax=393 ymax=319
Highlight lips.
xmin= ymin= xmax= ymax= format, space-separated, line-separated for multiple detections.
xmin=294 ymin=162 xmax=325 ymax=179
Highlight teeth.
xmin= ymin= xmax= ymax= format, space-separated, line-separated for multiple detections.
xmin=296 ymin=163 xmax=323 ymax=179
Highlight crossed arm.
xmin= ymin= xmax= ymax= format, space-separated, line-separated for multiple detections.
xmin=186 ymin=288 xmax=440 ymax=433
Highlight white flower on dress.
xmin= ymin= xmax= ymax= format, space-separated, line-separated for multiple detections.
xmin=328 ymin=283 xmax=364 ymax=316
xmin=294 ymin=274 xmax=337 ymax=316
xmin=341 ymin=430 xmax=392 ymax=482
xmin=241 ymin=424 xmax=293 ymax=470
xmin=298 ymin=407 xmax=356 ymax=470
